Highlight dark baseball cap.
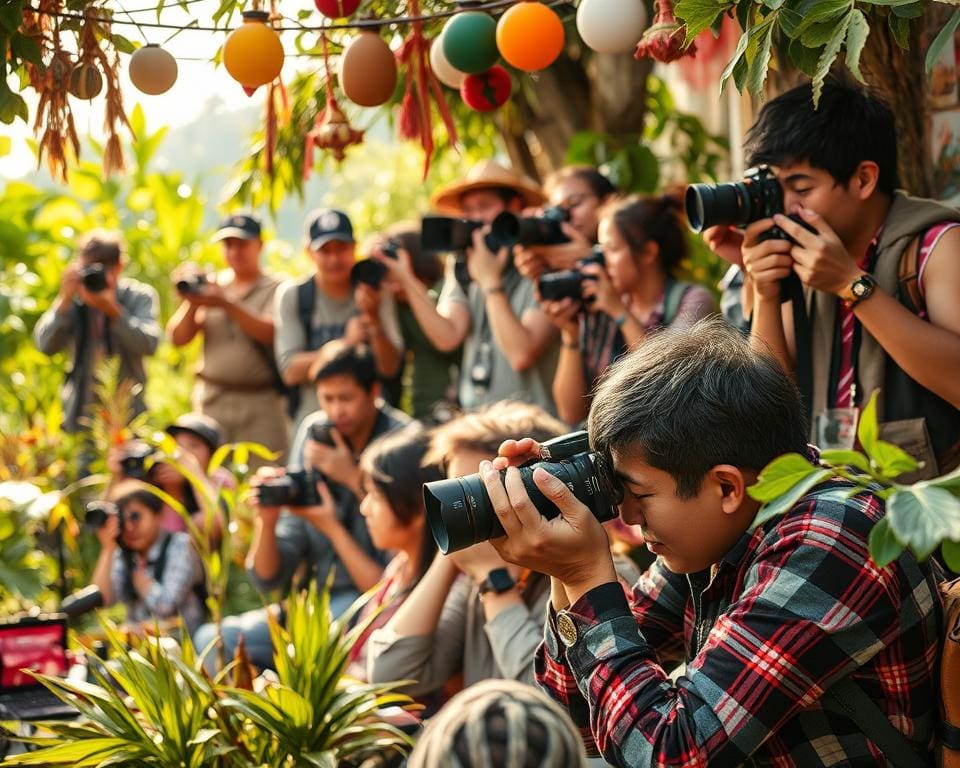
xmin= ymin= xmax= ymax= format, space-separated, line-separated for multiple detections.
xmin=166 ymin=413 xmax=224 ymax=452
xmin=306 ymin=208 xmax=354 ymax=250
xmin=213 ymin=212 xmax=262 ymax=242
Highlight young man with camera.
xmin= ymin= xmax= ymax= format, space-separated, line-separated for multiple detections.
xmin=273 ymin=209 xmax=402 ymax=431
xmin=480 ymin=319 xmax=940 ymax=766
xmin=167 ymin=213 xmax=287 ymax=462
xmin=194 ymin=342 xmax=410 ymax=671
xmin=33 ymin=229 xmax=160 ymax=437
xmin=707 ymin=75 xmax=960 ymax=478
xmin=88 ymin=481 xmax=206 ymax=637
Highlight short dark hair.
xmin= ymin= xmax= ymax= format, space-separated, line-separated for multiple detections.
xmin=601 ymin=194 xmax=688 ymax=274
xmin=744 ymin=74 xmax=899 ymax=196
xmin=78 ymin=229 xmax=124 ymax=265
xmin=545 ymin=165 xmax=617 ymax=201
xmin=311 ymin=341 xmax=378 ymax=391
xmin=110 ymin=481 xmax=164 ymax=515
xmin=588 ymin=318 xmax=809 ymax=498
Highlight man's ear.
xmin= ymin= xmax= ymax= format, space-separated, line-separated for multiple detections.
xmin=709 ymin=465 xmax=749 ymax=516
xmin=851 ymin=161 xmax=881 ymax=201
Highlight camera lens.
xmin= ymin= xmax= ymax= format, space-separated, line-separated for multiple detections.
xmin=424 ymin=452 xmax=619 ymax=554
xmin=537 ymin=269 xmax=583 ymax=302
xmin=685 ymin=182 xmax=750 ymax=233
xmin=81 ymin=264 xmax=108 ymax=292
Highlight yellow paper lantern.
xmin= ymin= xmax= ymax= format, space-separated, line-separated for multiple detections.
xmin=223 ymin=10 xmax=284 ymax=90
xmin=129 ymin=44 xmax=178 ymax=95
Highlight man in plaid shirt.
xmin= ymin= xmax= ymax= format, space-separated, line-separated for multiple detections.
xmin=480 ymin=318 xmax=940 ymax=767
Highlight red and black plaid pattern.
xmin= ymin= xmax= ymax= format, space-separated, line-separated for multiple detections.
xmin=536 ymin=481 xmax=941 ymax=767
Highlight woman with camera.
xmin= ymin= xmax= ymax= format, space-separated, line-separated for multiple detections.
xmin=543 ymin=195 xmax=717 ymax=425
xmin=88 ymin=481 xmax=206 ymax=637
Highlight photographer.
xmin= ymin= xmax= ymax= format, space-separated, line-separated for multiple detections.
xmin=543 ymin=195 xmax=715 ymax=425
xmin=274 ymin=209 xmax=402 ymax=430
xmin=715 ymin=76 xmax=960 ymax=478
xmin=166 ymin=213 xmax=287 ymax=462
xmin=33 ymin=229 xmax=160 ymax=436
xmin=88 ymin=481 xmax=206 ymax=636
xmin=514 ymin=166 xmax=616 ymax=283
xmin=481 ymin=319 xmax=940 ymax=767
xmin=195 ymin=342 xmax=410 ymax=671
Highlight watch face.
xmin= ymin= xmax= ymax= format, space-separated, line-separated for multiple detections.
xmin=853 ymin=282 xmax=867 ymax=297
xmin=488 ymin=568 xmax=514 ymax=593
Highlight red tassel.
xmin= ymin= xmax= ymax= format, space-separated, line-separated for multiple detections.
xmin=398 ymin=87 xmax=420 ymax=142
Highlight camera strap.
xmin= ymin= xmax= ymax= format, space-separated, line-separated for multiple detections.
xmin=787 ymin=278 xmax=814 ymax=419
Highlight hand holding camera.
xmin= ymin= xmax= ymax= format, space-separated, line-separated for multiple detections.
xmin=538 ymin=296 xmax=580 ymax=337
xmin=467 ymin=227 xmax=507 ymax=293
xmin=90 ymin=504 xmax=121 ymax=549
xmin=770 ymin=208 xmax=861 ymax=297
xmin=305 ymin=425 xmax=359 ymax=492
xmin=75 ymin=263 xmax=120 ymax=317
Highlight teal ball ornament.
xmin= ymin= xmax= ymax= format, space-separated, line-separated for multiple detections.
xmin=442 ymin=12 xmax=499 ymax=74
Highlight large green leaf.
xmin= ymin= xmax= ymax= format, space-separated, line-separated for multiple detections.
xmin=748 ymin=452 xmax=821 ymax=501
xmin=857 ymin=390 xmax=881 ymax=457
xmin=867 ymin=516 xmax=904 ymax=567
xmin=750 ymin=469 xmax=833 ymax=530
xmin=812 ymin=10 xmax=851 ymax=106
xmin=844 ymin=8 xmax=870 ymax=81
xmin=675 ymin=0 xmax=735 ymax=43
xmin=926 ymin=9 xmax=960 ymax=73
xmin=746 ymin=18 xmax=776 ymax=98
xmin=818 ymin=449 xmax=871 ymax=474
xmin=719 ymin=28 xmax=751 ymax=95
xmin=943 ymin=540 xmax=960 ymax=572
xmin=887 ymin=485 xmax=960 ymax=560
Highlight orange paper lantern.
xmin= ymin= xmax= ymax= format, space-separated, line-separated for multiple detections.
xmin=223 ymin=10 xmax=284 ymax=90
xmin=496 ymin=1 xmax=564 ymax=72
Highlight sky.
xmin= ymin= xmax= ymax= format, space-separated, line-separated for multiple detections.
xmin=1 ymin=0 xmax=322 ymax=180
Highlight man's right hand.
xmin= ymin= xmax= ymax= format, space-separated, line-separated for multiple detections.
xmin=57 ymin=263 xmax=82 ymax=308
xmin=703 ymin=225 xmax=746 ymax=268
xmin=96 ymin=515 xmax=120 ymax=549
xmin=741 ymin=219 xmax=794 ymax=301
xmin=250 ymin=466 xmax=284 ymax=526
xmin=539 ymin=296 xmax=580 ymax=336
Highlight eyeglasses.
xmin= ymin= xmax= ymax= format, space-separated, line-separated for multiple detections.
xmin=122 ymin=511 xmax=144 ymax=527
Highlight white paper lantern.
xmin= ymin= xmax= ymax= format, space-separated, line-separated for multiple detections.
xmin=429 ymin=31 xmax=466 ymax=89
xmin=576 ymin=0 xmax=647 ymax=54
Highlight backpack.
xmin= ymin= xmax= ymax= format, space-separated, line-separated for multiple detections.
xmin=264 ymin=276 xmax=317 ymax=420
xmin=821 ymin=574 xmax=960 ymax=768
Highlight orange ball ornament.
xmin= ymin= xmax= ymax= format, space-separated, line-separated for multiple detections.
xmin=223 ymin=10 xmax=284 ymax=91
xmin=496 ymin=1 xmax=564 ymax=72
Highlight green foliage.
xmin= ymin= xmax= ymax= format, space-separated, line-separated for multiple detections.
xmin=749 ymin=391 xmax=960 ymax=570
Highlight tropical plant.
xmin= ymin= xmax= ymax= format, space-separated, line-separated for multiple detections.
xmin=749 ymin=391 xmax=960 ymax=570
xmin=5 ymin=582 xmax=415 ymax=768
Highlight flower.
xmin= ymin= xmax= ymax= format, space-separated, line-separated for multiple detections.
xmin=634 ymin=0 xmax=697 ymax=64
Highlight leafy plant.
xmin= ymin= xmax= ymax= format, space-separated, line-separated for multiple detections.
xmin=749 ymin=391 xmax=960 ymax=569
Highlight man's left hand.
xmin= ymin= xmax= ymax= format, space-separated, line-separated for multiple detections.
xmin=306 ymin=428 xmax=360 ymax=491
xmin=774 ymin=209 xmax=864 ymax=296
xmin=288 ymin=480 xmax=340 ymax=535
xmin=481 ymin=460 xmax=616 ymax=602
xmin=78 ymin=270 xmax=121 ymax=319
xmin=468 ymin=228 xmax=508 ymax=293
xmin=182 ymin=282 xmax=228 ymax=308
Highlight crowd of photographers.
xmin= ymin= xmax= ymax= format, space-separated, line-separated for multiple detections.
xmin=31 ymin=75 xmax=960 ymax=767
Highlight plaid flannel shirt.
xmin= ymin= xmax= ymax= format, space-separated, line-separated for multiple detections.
xmin=536 ymin=481 xmax=941 ymax=767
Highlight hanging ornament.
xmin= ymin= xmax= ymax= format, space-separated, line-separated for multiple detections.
xmin=496 ymin=2 xmax=564 ymax=72
xmin=576 ymin=0 xmax=647 ymax=54
xmin=338 ymin=29 xmax=397 ymax=107
xmin=129 ymin=44 xmax=178 ymax=95
xmin=69 ymin=61 xmax=103 ymax=100
xmin=314 ymin=0 xmax=361 ymax=19
xmin=429 ymin=31 xmax=465 ymax=89
xmin=460 ymin=65 xmax=511 ymax=112
xmin=442 ymin=11 xmax=498 ymax=74
xmin=223 ymin=10 xmax=285 ymax=94
xmin=634 ymin=0 xmax=696 ymax=63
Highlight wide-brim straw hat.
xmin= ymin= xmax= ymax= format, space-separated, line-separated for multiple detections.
xmin=430 ymin=160 xmax=546 ymax=216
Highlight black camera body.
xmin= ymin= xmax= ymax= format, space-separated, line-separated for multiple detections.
xmin=423 ymin=430 xmax=621 ymax=554
xmin=258 ymin=469 xmax=323 ymax=508
xmin=489 ymin=206 xmax=571 ymax=249
xmin=119 ymin=442 xmax=156 ymax=480
xmin=83 ymin=501 xmax=122 ymax=531
xmin=421 ymin=215 xmax=502 ymax=254
xmin=537 ymin=247 xmax=605 ymax=303
xmin=350 ymin=239 xmax=400 ymax=289
xmin=176 ymin=274 xmax=208 ymax=294
xmin=80 ymin=263 xmax=108 ymax=292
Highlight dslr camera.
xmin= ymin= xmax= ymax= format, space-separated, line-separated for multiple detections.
xmin=423 ymin=430 xmax=621 ymax=554
xmin=489 ymin=206 xmax=571 ymax=249
xmin=537 ymin=247 xmax=605 ymax=303
xmin=257 ymin=422 xmax=335 ymax=507
xmin=118 ymin=441 xmax=156 ymax=480
xmin=83 ymin=501 xmax=122 ymax=531
xmin=421 ymin=216 xmax=503 ymax=254
xmin=350 ymin=239 xmax=399 ymax=289
xmin=80 ymin=263 xmax=108 ymax=292
xmin=175 ymin=274 xmax=208 ymax=294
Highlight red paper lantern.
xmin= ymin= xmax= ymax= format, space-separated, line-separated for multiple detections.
xmin=315 ymin=0 xmax=361 ymax=19
xmin=496 ymin=1 xmax=564 ymax=72
xmin=460 ymin=65 xmax=511 ymax=112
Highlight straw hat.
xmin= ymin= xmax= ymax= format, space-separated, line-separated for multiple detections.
xmin=430 ymin=160 xmax=546 ymax=216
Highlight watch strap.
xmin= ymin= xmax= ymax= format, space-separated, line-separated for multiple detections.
xmin=478 ymin=567 xmax=516 ymax=595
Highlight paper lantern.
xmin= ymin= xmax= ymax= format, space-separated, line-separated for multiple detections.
xmin=461 ymin=65 xmax=511 ymax=112
xmin=223 ymin=10 xmax=284 ymax=91
xmin=429 ymin=32 xmax=465 ymax=89
xmin=338 ymin=30 xmax=397 ymax=107
xmin=129 ymin=44 xmax=178 ymax=95
xmin=496 ymin=2 xmax=564 ymax=72
xmin=576 ymin=0 xmax=647 ymax=54
xmin=442 ymin=12 xmax=498 ymax=75
xmin=69 ymin=62 xmax=103 ymax=99
xmin=315 ymin=0 xmax=361 ymax=18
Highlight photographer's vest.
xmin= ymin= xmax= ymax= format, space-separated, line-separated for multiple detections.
xmin=809 ymin=193 xmax=960 ymax=480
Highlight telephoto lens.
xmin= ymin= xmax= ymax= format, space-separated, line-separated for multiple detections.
xmin=423 ymin=430 xmax=621 ymax=554
xmin=489 ymin=206 xmax=571 ymax=249
xmin=537 ymin=269 xmax=584 ymax=302
xmin=684 ymin=165 xmax=784 ymax=233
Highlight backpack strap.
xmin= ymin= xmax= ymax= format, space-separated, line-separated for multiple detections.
xmin=822 ymin=676 xmax=931 ymax=768
xmin=898 ymin=227 xmax=928 ymax=317
xmin=662 ymin=279 xmax=691 ymax=327
xmin=296 ymin=276 xmax=317 ymax=348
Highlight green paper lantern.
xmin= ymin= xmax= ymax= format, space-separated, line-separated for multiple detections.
xmin=442 ymin=12 xmax=499 ymax=74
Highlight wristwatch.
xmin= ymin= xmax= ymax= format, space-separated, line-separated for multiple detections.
xmin=478 ymin=568 xmax=516 ymax=596
xmin=842 ymin=273 xmax=877 ymax=309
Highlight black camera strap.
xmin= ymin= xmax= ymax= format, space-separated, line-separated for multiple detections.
xmin=788 ymin=278 xmax=814 ymax=419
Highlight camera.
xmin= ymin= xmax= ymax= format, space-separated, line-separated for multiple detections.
xmin=175 ymin=274 xmax=208 ymax=294
xmin=421 ymin=216 xmax=501 ymax=254
xmin=423 ymin=430 xmax=621 ymax=554
xmin=257 ymin=469 xmax=323 ymax=508
xmin=83 ymin=501 xmax=121 ymax=531
xmin=350 ymin=239 xmax=399 ymax=289
xmin=489 ymin=206 xmax=571 ymax=249
xmin=60 ymin=585 xmax=104 ymax=618
xmin=119 ymin=441 xmax=156 ymax=480
xmin=537 ymin=247 xmax=605 ymax=303
xmin=309 ymin=422 xmax=336 ymax=446
xmin=80 ymin=264 xmax=108 ymax=292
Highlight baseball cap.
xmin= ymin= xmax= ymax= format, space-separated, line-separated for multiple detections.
xmin=166 ymin=413 xmax=224 ymax=452
xmin=213 ymin=212 xmax=262 ymax=242
xmin=306 ymin=208 xmax=354 ymax=251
